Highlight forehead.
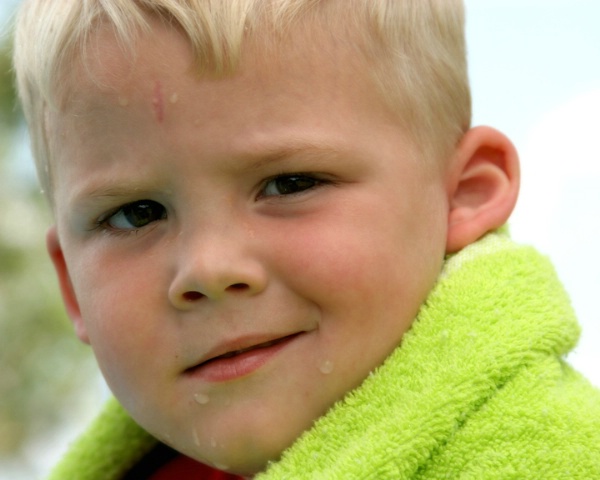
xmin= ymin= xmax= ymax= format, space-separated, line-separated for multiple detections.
xmin=59 ymin=20 xmax=188 ymax=109
xmin=47 ymin=13 xmax=409 ymax=181
xmin=53 ymin=13 xmax=395 ymax=134
xmin=64 ymin=10 xmax=371 ymax=93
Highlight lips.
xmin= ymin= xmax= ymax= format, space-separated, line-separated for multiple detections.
xmin=186 ymin=333 xmax=302 ymax=382
xmin=207 ymin=336 xmax=295 ymax=361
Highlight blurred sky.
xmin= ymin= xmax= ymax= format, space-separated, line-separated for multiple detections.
xmin=1 ymin=0 xmax=598 ymax=380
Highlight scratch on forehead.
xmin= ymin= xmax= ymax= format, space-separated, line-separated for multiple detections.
xmin=152 ymin=80 xmax=165 ymax=123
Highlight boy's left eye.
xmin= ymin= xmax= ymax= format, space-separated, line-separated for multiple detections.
xmin=260 ymin=174 xmax=322 ymax=197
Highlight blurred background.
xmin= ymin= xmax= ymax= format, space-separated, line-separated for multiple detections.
xmin=0 ymin=1 xmax=599 ymax=478
xmin=0 ymin=3 xmax=105 ymax=479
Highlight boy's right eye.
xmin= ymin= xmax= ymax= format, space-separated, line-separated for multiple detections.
xmin=101 ymin=200 xmax=167 ymax=231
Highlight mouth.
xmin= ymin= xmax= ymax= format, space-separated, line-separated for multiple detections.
xmin=207 ymin=335 xmax=298 ymax=361
xmin=185 ymin=333 xmax=303 ymax=382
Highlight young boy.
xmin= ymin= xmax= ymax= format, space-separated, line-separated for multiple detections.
xmin=13 ymin=0 xmax=600 ymax=478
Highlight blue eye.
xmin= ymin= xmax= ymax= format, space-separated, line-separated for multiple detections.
xmin=262 ymin=174 xmax=321 ymax=197
xmin=104 ymin=200 xmax=167 ymax=230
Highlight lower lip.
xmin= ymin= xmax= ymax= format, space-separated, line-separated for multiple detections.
xmin=189 ymin=334 xmax=300 ymax=383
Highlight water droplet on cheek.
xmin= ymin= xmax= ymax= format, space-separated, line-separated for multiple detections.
xmin=319 ymin=360 xmax=334 ymax=374
xmin=118 ymin=96 xmax=129 ymax=106
xmin=194 ymin=393 xmax=210 ymax=404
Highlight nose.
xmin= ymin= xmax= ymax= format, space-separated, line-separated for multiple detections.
xmin=167 ymin=225 xmax=268 ymax=309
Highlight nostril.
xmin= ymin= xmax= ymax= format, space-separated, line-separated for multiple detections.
xmin=180 ymin=283 xmax=250 ymax=302
xmin=183 ymin=291 xmax=204 ymax=302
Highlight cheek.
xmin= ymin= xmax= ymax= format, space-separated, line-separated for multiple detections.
xmin=269 ymin=218 xmax=410 ymax=319
xmin=268 ymin=200 xmax=447 ymax=339
xmin=273 ymin=199 xmax=420 ymax=280
xmin=68 ymin=248 xmax=169 ymax=393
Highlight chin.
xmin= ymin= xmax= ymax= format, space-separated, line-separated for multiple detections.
xmin=184 ymin=399 xmax=319 ymax=476
xmin=190 ymin=445 xmax=277 ymax=477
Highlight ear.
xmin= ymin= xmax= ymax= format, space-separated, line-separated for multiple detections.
xmin=446 ymin=126 xmax=520 ymax=253
xmin=46 ymin=227 xmax=90 ymax=344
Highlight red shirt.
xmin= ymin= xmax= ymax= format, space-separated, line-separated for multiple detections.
xmin=149 ymin=454 xmax=243 ymax=480
xmin=122 ymin=443 xmax=244 ymax=480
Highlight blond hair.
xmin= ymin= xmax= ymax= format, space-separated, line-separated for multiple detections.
xmin=13 ymin=0 xmax=470 ymax=201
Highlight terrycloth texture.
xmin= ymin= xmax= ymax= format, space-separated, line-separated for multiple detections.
xmin=48 ymin=233 xmax=600 ymax=479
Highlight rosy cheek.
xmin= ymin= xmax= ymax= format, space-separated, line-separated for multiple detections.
xmin=275 ymin=229 xmax=390 ymax=306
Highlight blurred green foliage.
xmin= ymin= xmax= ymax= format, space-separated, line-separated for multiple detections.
xmin=0 ymin=16 xmax=99 ymax=471
xmin=0 ymin=37 xmax=19 ymax=129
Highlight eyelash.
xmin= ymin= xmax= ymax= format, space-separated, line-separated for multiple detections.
xmin=95 ymin=199 xmax=167 ymax=233
xmin=259 ymin=173 xmax=326 ymax=198
xmin=93 ymin=173 xmax=327 ymax=233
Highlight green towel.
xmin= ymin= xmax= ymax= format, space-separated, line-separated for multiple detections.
xmin=49 ymin=232 xmax=600 ymax=479
xmin=47 ymin=396 xmax=155 ymax=480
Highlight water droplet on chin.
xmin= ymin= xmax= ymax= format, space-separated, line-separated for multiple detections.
xmin=192 ymin=429 xmax=200 ymax=447
xmin=210 ymin=437 xmax=218 ymax=448
xmin=169 ymin=92 xmax=179 ymax=104
xmin=214 ymin=462 xmax=229 ymax=471
xmin=319 ymin=360 xmax=334 ymax=374
xmin=194 ymin=393 xmax=210 ymax=404
xmin=118 ymin=96 xmax=129 ymax=106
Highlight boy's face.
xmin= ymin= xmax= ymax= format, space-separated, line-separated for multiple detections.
xmin=49 ymin=19 xmax=450 ymax=475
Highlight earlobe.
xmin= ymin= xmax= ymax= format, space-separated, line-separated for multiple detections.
xmin=46 ymin=227 xmax=90 ymax=344
xmin=446 ymin=126 xmax=520 ymax=253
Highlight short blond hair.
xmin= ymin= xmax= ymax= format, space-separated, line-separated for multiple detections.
xmin=13 ymin=0 xmax=470 ymax=202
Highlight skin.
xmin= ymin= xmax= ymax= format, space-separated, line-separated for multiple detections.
xmin=46 ymin=16 xmax=519 ymax=477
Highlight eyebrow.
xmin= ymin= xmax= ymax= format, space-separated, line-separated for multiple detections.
xmin=80 ymin=185 xmax=166 ymax=199
xmin=71 ymin=141 xmax=346 ymax=204
xmin=241 ymin=142 xmax=344 ymax=171
xmin=69 ymin=184 xmax=171 ymax=210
